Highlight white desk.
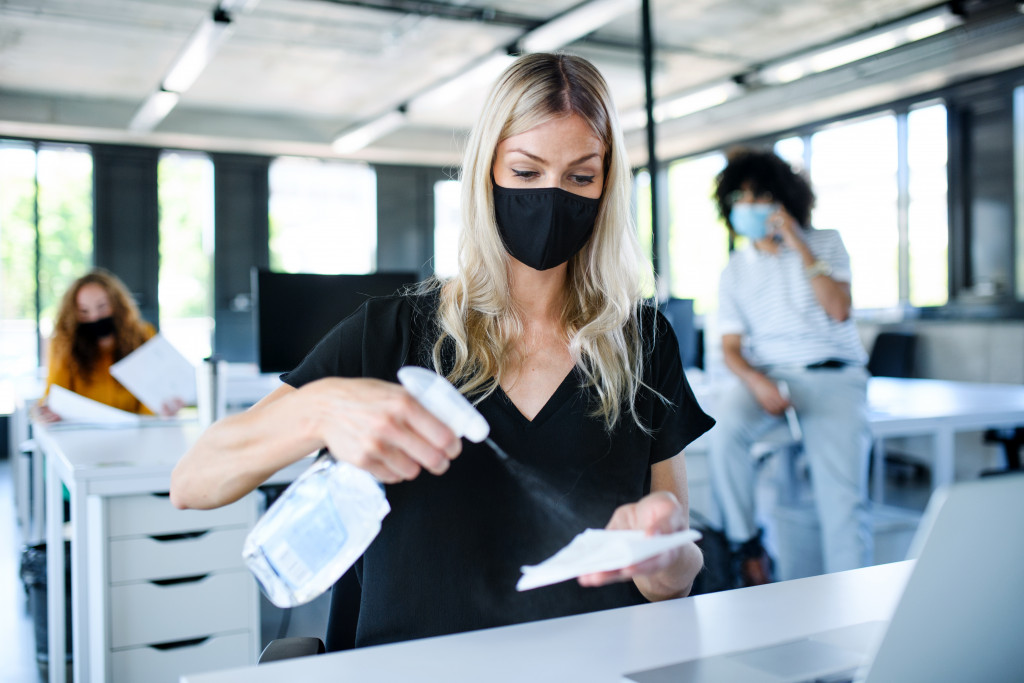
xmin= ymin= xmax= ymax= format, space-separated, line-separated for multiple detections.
xmin=37 ymin=420 xmax=307 ymax=683
xmin=866 ymin=377 xmax=1024 ymax=500
xmin=689 ymin=376 xmax=1024 ymax=501
xmin=182 ymin=561 xmax=913 ymax=683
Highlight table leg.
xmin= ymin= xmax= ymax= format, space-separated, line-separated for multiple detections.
xmin=872 ymin=438 xmax=886 ymax=504
xmin=69 ymin=486 xmax=90 ymax=683
xmin=45 ymin=462 xmax=65 ymax=683
xmin=933 ymin=428 xmax=956 ymax=490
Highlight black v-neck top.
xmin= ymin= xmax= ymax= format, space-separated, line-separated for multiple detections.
xmin=282 ymin=291 xmax=714 ymax=648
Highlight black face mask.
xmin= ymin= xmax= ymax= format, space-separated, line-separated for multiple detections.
xmin=78 ymin=316 xmax=116 ymax=340
xmin=493 ymin=185 xmax=600 ymax=271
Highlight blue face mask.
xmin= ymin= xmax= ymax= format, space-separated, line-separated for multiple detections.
xmin=729 ymin=203 xmax=778 ymax=241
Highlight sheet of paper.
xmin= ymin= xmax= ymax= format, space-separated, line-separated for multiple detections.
xmin=517 ymin=528 xmax=702 ymax=592
xmin=47 ymin=385 xmax=140 ymax=425
xmin=110 ymin=333 xmax=197 ymax=413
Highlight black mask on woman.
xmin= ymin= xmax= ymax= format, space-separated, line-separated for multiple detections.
xmin=493 ymin=184 xmax=600 ymax=271
xmin=78 ymin=316 xmax=116 ymax=340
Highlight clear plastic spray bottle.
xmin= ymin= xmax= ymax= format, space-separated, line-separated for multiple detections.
xmin=243 ymin=366 xmax=495 ymax=607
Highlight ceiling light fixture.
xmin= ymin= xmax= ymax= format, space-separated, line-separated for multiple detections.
xmin=127 ymin=3 xmax=240 ymax=133
xmin=619 ymin=80 xmax=743 ymax=131
xmin=332 ymin=109 xmax=408 ymax=154
xmin=128 ymin=90 xmax=181 ymax=132
xmin=517 ymin=0 xmax=640 ymax=53
xmin=756 ymin=6 xmax=963 ymax=85
xmin=161 ymin=8 xmax=234 ymax=94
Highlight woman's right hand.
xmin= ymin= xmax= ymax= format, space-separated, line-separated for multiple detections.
xmin=301 ymin=377 xmax=463 ymax=484
xmin=748 ymin=373 xmax=789 ymax=416
xmin=31 ymin=403 xmax=62 ymax=423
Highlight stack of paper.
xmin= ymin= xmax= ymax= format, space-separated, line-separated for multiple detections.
xmin=110 ymin=333 xmax=197 ymax=413
xmin=517 ymin=528 xmax=702 ymax=592
xmin=47 ymin=385 xmax=140 ymax=425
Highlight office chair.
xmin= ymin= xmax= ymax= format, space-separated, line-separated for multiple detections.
xmin=866 ymin=331 xmax=916 ymax=379
xmin=980 ymin=426 xmax=1024 ymax=477
xmin=258 ymin=636 xmax=325 ymax=663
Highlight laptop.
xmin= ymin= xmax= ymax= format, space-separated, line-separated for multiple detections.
xmin=623 ymin=473 xmax=1024 ymax=683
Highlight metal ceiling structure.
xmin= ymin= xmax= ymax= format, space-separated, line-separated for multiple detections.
xmin=1 ymin=0 xmax=1023 ymax=166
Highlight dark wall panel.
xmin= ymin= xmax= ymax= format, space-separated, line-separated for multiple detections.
xmin=212 ymin=153 xmax=271 ymax=362
xmin=92 ymin=144 xmax=161 ymax=326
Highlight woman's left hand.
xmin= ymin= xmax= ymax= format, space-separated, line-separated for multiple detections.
xmin=577 ymin=491 xmax=699 ymax=599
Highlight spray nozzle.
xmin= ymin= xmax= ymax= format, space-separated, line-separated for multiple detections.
xmin=397 ymin=366 xmax=491 ymax=443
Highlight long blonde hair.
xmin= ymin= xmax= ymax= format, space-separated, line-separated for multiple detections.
xmin=50 ymin=268 xmax=149 ymax=379
xmin=433 ymin=52 xmax=650 ymax=430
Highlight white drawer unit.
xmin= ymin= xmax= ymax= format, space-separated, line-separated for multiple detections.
xmin=98 ymin=491 xmax=261 ymax=683
xmin=110 ymin=632 xmax=253 ymax=683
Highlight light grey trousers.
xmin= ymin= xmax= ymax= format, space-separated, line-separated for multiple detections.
xmin=707 ymin=366 xmax=873 ymax=573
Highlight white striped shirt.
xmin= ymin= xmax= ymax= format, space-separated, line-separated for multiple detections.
xmin=716 ymin=228 xmax=868 ymax=368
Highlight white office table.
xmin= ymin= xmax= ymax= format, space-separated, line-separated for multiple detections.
xmin=37 ymin=419 xmax=307 ymax=683
xmin=182 ymin=560 xmax=913 ymax=683
xmin=866 ymin=377 xmax=1024 ymax=500
xmin=689 ymin=376 xmax=1024 ymax=501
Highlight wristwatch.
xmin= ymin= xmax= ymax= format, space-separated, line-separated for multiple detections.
xmin=805 ymin=260 xmax=833 ymax=279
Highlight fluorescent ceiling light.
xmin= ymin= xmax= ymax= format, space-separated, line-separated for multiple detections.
xmin=619 ymin=81 xmax=742 ymax=131
xmin=758 ymin=7 xmax=962 ymax=85
xmin=408 ymin=52 xmax=516 ymax=113
xmin=162 ymin=9 xmax=234 ymax=93
xmin=332 ymin=110 xmax=407 ymax=153
xmin=654 ymin=81 xmax=743 ymax=122
xmin=128 ymin=90 xmax=180 ymax=132
xmin=518 ymin=0 xmax=640 ymax=53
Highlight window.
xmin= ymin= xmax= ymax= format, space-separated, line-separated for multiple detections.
xmin=433 ymin=179 xmax=461 ymax=279
xmin=158 ymin=151 xmax=214 ymax=362
xmin=0 ymin=141 xmax=93 ymax=377
xmin=907 ymin=102 xmax=949 ymax=307
xmin=811 ymin=113 xmax=900 ymax=310
xmin=633 ymin=170 xmax=657 ymax=299
xmin=664 ymin=154 xmax=730 ymax=315
xmin=268 ymin=157 xmax=377 ymax=274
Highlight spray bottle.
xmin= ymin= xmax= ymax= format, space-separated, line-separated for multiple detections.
xmin=243 ymin=366 xmax=499 ymax=608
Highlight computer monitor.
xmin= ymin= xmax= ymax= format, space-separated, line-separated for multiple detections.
xmin=252 ymin=269 xmax=418 ymax=374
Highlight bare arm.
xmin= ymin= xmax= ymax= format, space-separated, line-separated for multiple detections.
xmin=721 ymin=333 xmax=788 ymax=415
xmin=170 ymin=377 xmax=461 ymax=510
xmin=578 ymin=452 xmax=704 ymax=601
xmin=773 ymin=210 xmax=851 ymax=321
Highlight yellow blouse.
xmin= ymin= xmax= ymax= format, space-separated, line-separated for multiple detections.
xmin=43 ymin=323 xmax=157 ymax=415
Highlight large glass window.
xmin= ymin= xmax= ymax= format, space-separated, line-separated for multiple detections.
xmin=268 ymin=157 xmax=377 ymax=274
xmin=0 ymin=141 xmax=93 ymax=379
xmin=664 ymin=154 xmax=729 ymax=315
xmin=433 ymin=179 xmax=460 ymax=279
xmin=633 ymin=170 xmax=657 ymax=299
xmin=158 ymin=151 xmax=214 ymax=362
xmin=907 ymin=102 xmax=949 ymax=307
xmin=811 ymin=113 xmax=900 ymax=310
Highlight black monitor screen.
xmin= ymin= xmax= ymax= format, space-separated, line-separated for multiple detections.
xmin=253 ymin=269 xmax=419 ymax=374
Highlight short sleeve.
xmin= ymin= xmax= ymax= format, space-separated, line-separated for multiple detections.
xmin=645 ymin=310 xmax=716 ymax=465
xmin=818 ymin=229 xmax=852 ymax=283
xmin=716 ymin=264 xmax=746 ymax=337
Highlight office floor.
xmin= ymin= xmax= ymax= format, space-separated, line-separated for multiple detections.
xmin=0 ymin=454 xmax=938 ymax=683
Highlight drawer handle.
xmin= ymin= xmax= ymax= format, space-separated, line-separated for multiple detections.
xmin=151 ymin=492 xmax=172 ymax=498
xmin=149 ymin=636 xmax=211 ymax=651
xmin=149 ymin=530 xmax=210 ymax=542
xmin=150 ymin=574 xmax=209 ymax=587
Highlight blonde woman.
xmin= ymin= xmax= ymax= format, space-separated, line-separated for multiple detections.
xmin=34 ymin=268 xmax=182 ymax=421
xmin=171 ymin=53 xmax=713 ymax=648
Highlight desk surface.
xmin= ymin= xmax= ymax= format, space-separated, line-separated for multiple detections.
xmin=183 ymin=561 xmax=913 ymax=683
